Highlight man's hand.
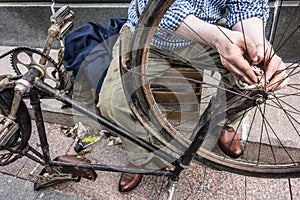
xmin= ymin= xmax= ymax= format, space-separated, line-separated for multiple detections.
xmin=215 ymin=28 xmax=259 ymax=85
xmin=254 ymin=43 xmax=289 ymax=91
xmin=232 ymin=17 xmax=289 ymax=91
xmin=215 ymin=28 xmax=288 ymax=91
xmin=175 ymin=15 xmax=288 ymax=91
xmin=175 ymin=15 xmax=260 ymax=85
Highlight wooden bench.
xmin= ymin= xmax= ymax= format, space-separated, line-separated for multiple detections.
xmin=151 ymin=64 xmax=203 ymax=121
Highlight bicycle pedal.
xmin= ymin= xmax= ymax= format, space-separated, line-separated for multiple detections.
xmin=50 ymin=6 xmax=73 ymax=26
xmin=49 ymin=5 xmax=74 ymax=40
xmin=56 ymin=155 xmax=97 ymax=181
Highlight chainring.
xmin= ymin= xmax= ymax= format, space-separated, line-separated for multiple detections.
xmin=10 ymin=47 xmax=65 ymax=90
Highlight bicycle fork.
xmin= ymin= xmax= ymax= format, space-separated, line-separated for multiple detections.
xmin=166 ymin=89 xmax=268 ymax=199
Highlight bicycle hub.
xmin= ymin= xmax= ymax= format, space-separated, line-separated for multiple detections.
xmin=252 ymin=90 xmax=268 ymax=105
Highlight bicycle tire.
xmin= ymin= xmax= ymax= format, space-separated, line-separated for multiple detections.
xmin=122 ymin=0 xmax=300 ymax=178
xmin=0 ymin=88 xmax=31 ymax=165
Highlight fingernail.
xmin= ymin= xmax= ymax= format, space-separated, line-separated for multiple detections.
xmin=253 ymin=56 xmax=258 ymax=62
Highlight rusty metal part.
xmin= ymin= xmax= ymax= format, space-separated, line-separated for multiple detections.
xmin=10 ymin=47 xmax=64 ymax=90
xmin=29 ymin=166 xmax=80 ymax=190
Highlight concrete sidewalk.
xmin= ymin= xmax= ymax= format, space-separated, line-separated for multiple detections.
xmin=0 ymin=173 xmax=89 ymax=200
xmin=0 ymin=46 xmax=300 ymax=199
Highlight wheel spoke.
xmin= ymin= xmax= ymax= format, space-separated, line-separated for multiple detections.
xmin=271 ymin=3 xmax=300 ymax=59
xmin=272 ymin=94 xmax=300 ymax=137
xmin=257 ymin=104 xmax=296 ymax=164
xmin=126 ymin=0 xmax=300 ymax=177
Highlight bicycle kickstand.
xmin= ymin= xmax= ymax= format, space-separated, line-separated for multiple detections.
xmin=167 ymin=178 xmax=178 ymax=200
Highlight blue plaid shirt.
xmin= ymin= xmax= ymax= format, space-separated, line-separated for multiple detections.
xmin=124 ymin=0 xmax=269 ymax=50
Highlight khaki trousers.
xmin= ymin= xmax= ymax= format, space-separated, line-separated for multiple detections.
xmin=97 ymin=34 xmax=239 ymax=166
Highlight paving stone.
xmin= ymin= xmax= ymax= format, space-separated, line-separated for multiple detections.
xmin=0 ymin=173 xmax=40 ymax=200
xmin=201 ymin=167 xmax=246 ymax=200
xmin=36 ymin=190 xmax=90 ymax=200
xmin=290 ymin=178 xmax=300 ymax=200
xmin=246 ymin=177 xmax=291 ymax=200
xmin=0 ymin=157 xmax=29 ymax=177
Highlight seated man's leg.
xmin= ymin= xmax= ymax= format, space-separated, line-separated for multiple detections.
xmin=215 ymin=70 xmax=244 ymax=158
xmin=148 ymin=43 xmax=243 ymax=158
xmin=178 ymin=43 xmax=243 ymax=158
xmin=97 ymin=38 xmax=151 ymax=193
xmin=72 ymin=71 xmax=100 ymax=128
xmin=98 ymin=38 xmax=153 ymax=166
xmin=97 ymin=37 xmax=170 ymax=192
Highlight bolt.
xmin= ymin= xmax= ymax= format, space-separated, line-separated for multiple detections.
xmin=256 ymin=97 xmax=265 ymax=105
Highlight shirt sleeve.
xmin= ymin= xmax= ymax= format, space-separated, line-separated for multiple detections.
xmin=226 ymin=0 xmax=270 ymax=28
xmin=159 ymin=0 xmax=194 ymax=32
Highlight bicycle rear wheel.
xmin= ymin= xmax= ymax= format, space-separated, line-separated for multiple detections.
xmin=0 ymin=88 xmax=31 ymax=165
xmin=121 ymin=0 xmax=300 ymax=178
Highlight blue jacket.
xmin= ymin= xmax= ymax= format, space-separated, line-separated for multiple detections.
xmin=63 ymin=17 xmax=127 ymax=93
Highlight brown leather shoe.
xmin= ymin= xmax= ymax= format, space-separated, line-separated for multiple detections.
xmin=118 ymin=157 xmax=167 ymax=193
xmin=218 ymin=125 xmax=243 ymax=158
xmin=119 ymin=164 xmax=143 ymax=193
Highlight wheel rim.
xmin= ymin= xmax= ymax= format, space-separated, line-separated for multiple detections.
xmin=122 ymin=0 xmax=300 ymax=177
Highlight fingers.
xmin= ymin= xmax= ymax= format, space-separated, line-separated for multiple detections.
xmin=251 ymin=43 xmax=288 ymax=91
xmin=219 ymin=35 xmax=258 ymax=84
xmin=253 ymin=44 xmax=267 ymax=65
xmin=217 ymin=32 xmax=290 ymax=87
xmin=218 ymin=29 xmax=288 ymax=92
xmin=241 ymin=36 xmax=259 ymax=64
xmin=266 ymin=60 xmax=289 ymax=91
xmin=262 ymin=52 xmax=286 ymax=91
xmin=265 ymin=56 xmax=281 ymax=80
xmin=221 ymin=53 xmax=258 ymax=84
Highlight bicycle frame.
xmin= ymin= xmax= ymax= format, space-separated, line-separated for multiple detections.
xmin=0 ymin=5 xmax=185 ymax=193
xmin=0 ymin=4 xmax=267 ymax=198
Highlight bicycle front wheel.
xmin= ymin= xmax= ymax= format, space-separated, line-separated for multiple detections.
xmin=121 ymin=0 xmax=300 ymax=178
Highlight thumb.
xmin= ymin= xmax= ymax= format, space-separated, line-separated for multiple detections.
xmin=243 ymin=36 xmax=258 ymax=63
xmin=253 ymin=44 xmax=267 ymax=65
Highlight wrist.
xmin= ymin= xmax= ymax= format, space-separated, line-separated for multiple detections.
xmin=212 ymin=26 xmax=232 ymax=51
xmin=175 ymin=15 xmax=221 ymax=48
xmin=199 ymin=23 xmax=224 ymax=49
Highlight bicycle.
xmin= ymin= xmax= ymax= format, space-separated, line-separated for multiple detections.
xmin=0 ymin=1 xmax=299 ymax=199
